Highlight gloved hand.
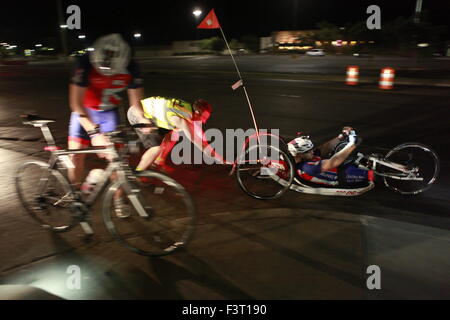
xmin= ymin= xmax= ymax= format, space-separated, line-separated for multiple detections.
xmin=338 ymin=126 xmax=355 ymax=140
xmin=348 ymin=130 xmax=356 ymax=144
xmin=348 ymin=130 xmax=362 ymax=147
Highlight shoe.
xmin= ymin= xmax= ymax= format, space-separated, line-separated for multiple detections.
xmin=114 ymin=197 xmax=131 ymax=218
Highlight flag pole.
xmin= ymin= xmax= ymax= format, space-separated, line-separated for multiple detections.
xmin=218 ymin=27 xmax=261 ymax=144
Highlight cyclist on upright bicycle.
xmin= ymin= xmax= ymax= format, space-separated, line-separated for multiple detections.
xmin=67 ymin=33 xmax=148 ymax=187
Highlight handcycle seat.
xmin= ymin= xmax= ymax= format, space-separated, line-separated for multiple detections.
xmin=293 ymin=177 xmax=371 ymax=189
xmin=20 ymin=114 xmax=55 ymax=126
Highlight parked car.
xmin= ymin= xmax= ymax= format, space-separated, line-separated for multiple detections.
xmin=353 ymin=52 xmax=372 ymax=58
xmin=305 ymin=49 xmax=325 ymax=56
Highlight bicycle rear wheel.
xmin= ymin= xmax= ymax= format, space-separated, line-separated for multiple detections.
xmin=15 ymin=161 xmax=76 ymax=232
xmin=382 ymin=143 xmax=439 ymax=195
xmin=236 ymin=144 xmax=295 ymax=200
xmin=102 ymin=171 xmax=196 ymax=257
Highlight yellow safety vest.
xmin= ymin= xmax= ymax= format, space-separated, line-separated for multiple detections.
xmin=141 ymin=97 xmax=193 ymax=130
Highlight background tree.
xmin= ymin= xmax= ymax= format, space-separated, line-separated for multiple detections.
xmin=240 ymin=34 xmax=259 ymax=52
xmin=199 ymin=37 xmax=225 ymax=53
xmin=229 ymin=39 xmax=244 ymax=51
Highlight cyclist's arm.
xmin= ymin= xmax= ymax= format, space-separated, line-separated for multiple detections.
xmin=316 ymin=126 xmax=355 ymax=157
xmin=127 ymin=88 xmax=149 ymax=123
xmin=316 ymin=136 xmax=341 ymax=157
xmin=69 ymin=84 xmax=98 ymax=132
xmin=170 ymin=116 xmax=227 ymax=164
xmin=321 ymin=143 xmax=356 ymax=171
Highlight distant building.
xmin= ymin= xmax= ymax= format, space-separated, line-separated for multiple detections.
xmin=264 ymin=30 xmax=371 ymax=52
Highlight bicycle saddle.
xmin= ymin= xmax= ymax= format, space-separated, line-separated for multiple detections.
xmin=20 ymin=114 xmax=55 ymax=125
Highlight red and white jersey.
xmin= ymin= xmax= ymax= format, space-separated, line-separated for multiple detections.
xmin=70 ymin=54 xmax=143 ymax=111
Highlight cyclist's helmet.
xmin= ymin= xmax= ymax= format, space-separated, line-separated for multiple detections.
xmin=288 ymin=136 xmax=314 ymax=156
xmin=90 ymin=33 xmax=131 ymax=76
xmin=193 ymin=99 xmax=212 ymax=123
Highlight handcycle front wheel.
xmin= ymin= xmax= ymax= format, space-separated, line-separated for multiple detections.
xmin=15 ymin=160 xmax=76 ymax=232
xmin=102 ymin=170 xmax=196 ymax=257
xmin=382 ymin=143 xmax=440 ymax=195
xmin=236 ymin=144 xmax=295 ymax=200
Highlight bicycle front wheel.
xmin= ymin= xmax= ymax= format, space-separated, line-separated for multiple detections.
xmin=102 ymin=171 xmax=196 ymax=257
xmin=236 ymin=144 xmax=295 ymax=200
xmin=382 ymin=143 xmax=440 ymax=195
xmin=15 ymin=161 xmax=76 ymax=232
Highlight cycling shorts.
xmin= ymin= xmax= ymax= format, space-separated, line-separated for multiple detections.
xmin=68 ymin=108 xmax=119 ymax=146
xmin=135 ymin=127 xmax=170 ymax=149
xmin=296 ymin=160 xmax=373 ymax=186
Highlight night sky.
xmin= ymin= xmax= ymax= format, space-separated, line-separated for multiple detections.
xmin=1 ymin=0 xmax=449 ymax=48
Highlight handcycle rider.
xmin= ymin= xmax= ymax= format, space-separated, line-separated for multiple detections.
xmin=287 ymin=127 xmax=374 ymax=188
xmin=67 ymin=33 xmax=147 ymax=216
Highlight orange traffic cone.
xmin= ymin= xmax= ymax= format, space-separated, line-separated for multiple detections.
xmin=346 ymin=66 xmax=359 ymax=85
xmin=379 ymin=68 xmax=395 ymax=89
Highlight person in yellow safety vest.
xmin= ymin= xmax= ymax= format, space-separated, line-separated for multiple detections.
xmin=127 ymin=96 xmax=228 ymax=171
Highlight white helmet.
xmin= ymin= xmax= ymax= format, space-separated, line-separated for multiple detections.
xmin=90 ymin=33 xmax=130 ymax=76
xmin=288 ymin=137 xmax=314 ymax=156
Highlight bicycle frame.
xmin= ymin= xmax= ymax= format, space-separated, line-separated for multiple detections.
xmin=35 ymin=123 xmax=150 ymax=223
xmin=366 ymin=155 xmax=423 ymax=181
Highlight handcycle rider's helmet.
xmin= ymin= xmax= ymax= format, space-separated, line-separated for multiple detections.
xmin=193 ymin=99 xmax=212 ymax=124
xmin=288 ymin=136 xmax=314 ymax=156
xmin=89 ymin=33 xmax=131 ymax=76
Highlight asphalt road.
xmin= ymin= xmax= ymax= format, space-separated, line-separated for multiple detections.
xmin=0 ymin=58 xmax=449 ymax=300
xmin=135 ymin=54 xmax=450 ymax=79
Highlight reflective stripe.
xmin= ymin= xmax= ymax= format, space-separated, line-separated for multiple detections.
xmin=141 ymin=97 xmax=193 ymax=130
xmin=380 ymin=73 xmax=395 ymax=78
xmin=379 ymin=81 xmax=393 ymax=86
xmin=347 ymin=71 xmax=359 ymax=76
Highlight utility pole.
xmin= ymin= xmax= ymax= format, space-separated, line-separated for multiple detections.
xmin=414 ymin=0 xmax=423 ymax=24
xmin=57 ymin=0 xmax=68 ymax=56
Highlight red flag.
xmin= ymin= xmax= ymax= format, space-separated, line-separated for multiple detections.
xmin=197 ymin=9 xmax=221 ymax=29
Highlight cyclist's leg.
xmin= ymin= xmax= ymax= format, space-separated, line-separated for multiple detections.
xmin=68 ymin=112 xmax=90 ymax=187
xmin=155 ymin=130 xmax=177 ymax=165
xmin=136 ymin=146 xmax=162 ymax=171
xmin=342 ymin=164 xmax=373 ymax=185
xmin=135 ymin=129 xmax=169 ymax=171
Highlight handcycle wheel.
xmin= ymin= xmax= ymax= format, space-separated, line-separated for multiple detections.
xmin=382 ymin=143 xmax=439 ymax=195
xmin=15 ymin=161 xmax=76 ymax=232
xmin=236 ymin=144 xmax=295 ymax=200
xmin=102 ymin=170 xmax=196 ymax=257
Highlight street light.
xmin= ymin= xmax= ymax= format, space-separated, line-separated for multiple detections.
xmin=60 ymin=25 xmax=68 ymax=29
xmin=78 ymin=35 xmax=86 ymax=39
xmin=133 ymin=33 xmax=142 ymax=39
xmin=35 ymin=44 xmax=43 ymax=47
xmin=193 ymin=9 xmax=202 ymax=40
xmin=193 ymin=9 xmax=202 ymax=17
